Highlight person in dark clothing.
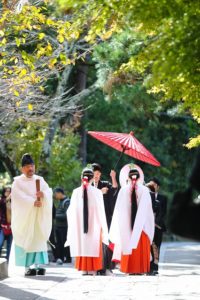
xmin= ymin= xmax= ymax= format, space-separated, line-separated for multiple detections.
xmin=148 ymin=177 xmax=167 ymax=254
xmin=146 ymin=183 xmax=162 ymax=275
xmin=49 ymin=203 xmax=57 ymax=262
xmin=169 ymin=149 xmax=200 ymax=240
xmin=92 ymin=163 xmax=118 ymax=275
xmin=54 ymin=187 xmax=71 ymax=265
xmin=0 ymin=187 xmax=12 ymax=261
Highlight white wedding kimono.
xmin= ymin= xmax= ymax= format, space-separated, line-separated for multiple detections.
xmin=65 ymin=185 xmax=109 ymax=257
xmin=109 ymin=183 xmax=155 ymax=261
xmin=11 ymin=174 xmax=52 ymax=253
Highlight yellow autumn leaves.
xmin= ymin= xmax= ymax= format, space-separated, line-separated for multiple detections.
xmin=0 ymin=3 xmax=80 ymax=109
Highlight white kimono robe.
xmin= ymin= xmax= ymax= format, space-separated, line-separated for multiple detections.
xmin=11 ymin=174 xmax=52 ymax=253
xmin=109 ymin=183 xmax=155 ymax=261
xmin=65 ymin=185 xmax=109 ymax=257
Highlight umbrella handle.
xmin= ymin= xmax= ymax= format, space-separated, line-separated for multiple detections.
xmin=113 ymin=146 xmax=127 ymax=170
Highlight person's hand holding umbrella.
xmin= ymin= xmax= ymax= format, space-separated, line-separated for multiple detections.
xmin=110 ymin=170 xmax=118 ymax=188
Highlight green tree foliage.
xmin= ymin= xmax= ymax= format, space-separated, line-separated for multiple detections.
xmin=0 ymin=1 xmax=89 ymax=186
xmin=47 ymin=131 xmax=82 ymax=193
xmin=57 ymin=0 xmax=200 ymax=146
xmin=4 ymin=121 xmax=82 ymax=193
xmin=85 ymin=87 xmax=198 ymax=199
xmin=1 ymin=0 xmax=199 ymax=197
xmin=84 ymin=31 xmax=199 ymax=199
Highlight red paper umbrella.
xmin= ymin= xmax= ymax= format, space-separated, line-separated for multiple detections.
xmin=88 ymin=131 xmax=160 ymax=167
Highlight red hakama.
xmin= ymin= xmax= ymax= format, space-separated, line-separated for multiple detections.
xmin=120 ymin=231 xmax=150 ymax=274
xmin=75 ymin=242 xmax=103 ymax=271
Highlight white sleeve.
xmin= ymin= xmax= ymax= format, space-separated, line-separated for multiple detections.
xmin=108 ymin=188 xmax=125 ymax=261
xmin=65 ymin=189 xmax=77 ymax=247
xmin=130 ymin=188 xmax=151 ymax=249
xmin=11 ymin=180 xmax=35 ymax=206
xmin=40 ymin=178 xmax=53 ymax=209
xmin=109 ymin=188 xmax=123 ymax=245
xmin=37 ymin=178 xmax=53 ymax=241
xmin=40 ymin=177 xmax=52 ymax=196
xmin=96 ymin=190 xmax=109 ymax=245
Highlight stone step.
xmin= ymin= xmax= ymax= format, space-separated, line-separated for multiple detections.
xmin=0 ymin=258 xmax=8 ymax=280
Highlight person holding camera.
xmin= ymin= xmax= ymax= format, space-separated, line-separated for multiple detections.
xmin=0 ymin=187 xmax=12 ymax=261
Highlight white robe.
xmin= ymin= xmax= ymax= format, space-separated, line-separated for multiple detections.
xmin=11 ymin=174 xmax=52 ymax=253
xmin=109 ymin=183 xmax=155 ymax=261
xmin=65 ymin=185 xmax=109 ymax=257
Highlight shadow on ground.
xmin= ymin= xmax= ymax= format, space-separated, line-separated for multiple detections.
xmin=0 ymin=282 xmax=54 ymax=300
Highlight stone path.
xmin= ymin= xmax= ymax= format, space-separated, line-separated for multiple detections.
xmin=0 ymin=242 xmax=200 ymax=300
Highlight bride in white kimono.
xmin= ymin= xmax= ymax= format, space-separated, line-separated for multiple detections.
xmin=109 ymin=167 xmax=154 ymax=274
xmin=65 ymin=167 xmax=108 ymax=275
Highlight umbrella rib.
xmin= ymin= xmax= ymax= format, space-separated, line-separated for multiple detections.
xmin=88 ymin=131 xmax=160 ymax=166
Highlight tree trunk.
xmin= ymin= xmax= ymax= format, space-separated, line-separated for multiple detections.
xmin=39 ymin=66 xmax=73 ymax=176
xmin=0 ymin=144 xmax=18 ymax=179
xmin=75 ymin=64 xmax=89 ymax=165
xmin=39 ymin=62 xmax=97 ymax=175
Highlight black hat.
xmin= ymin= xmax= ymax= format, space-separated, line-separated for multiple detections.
xmin=129 ymin=168 xmax=140 ymax=180
xmin=150 ymin=177 xmax=161 ymax=186
xmin=82 ymin=168 xmax=94 ymax=181
xmin=92 ymin=163 xmax=102 ymax=172
xmin=21 ymin=153 xmax=34 ymax=167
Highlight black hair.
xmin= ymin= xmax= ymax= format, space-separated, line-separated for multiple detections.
xmin=128 ymin=168 xmax=140 ymax=180
xmin=91 ymin=163 xmax=102 ymax=173
xmin=131 ymin=190 xmax=137 ymax=230
xmin=150 ymin=177 xmax=161 ymax=186
xmin=82 ymin=168 xmax=94 ymax=233
xmin=129 ymin=168 xmax=140 ymax=230
xmin=1 ymin=186 xmax=11 ymax=198
xmin=53 ymin=187 xmax=65 ymax=194
xmin=83 ymin=187 xmax=88 ymax=233
xmin=82 ymin=168 xmax=94 ymax=181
